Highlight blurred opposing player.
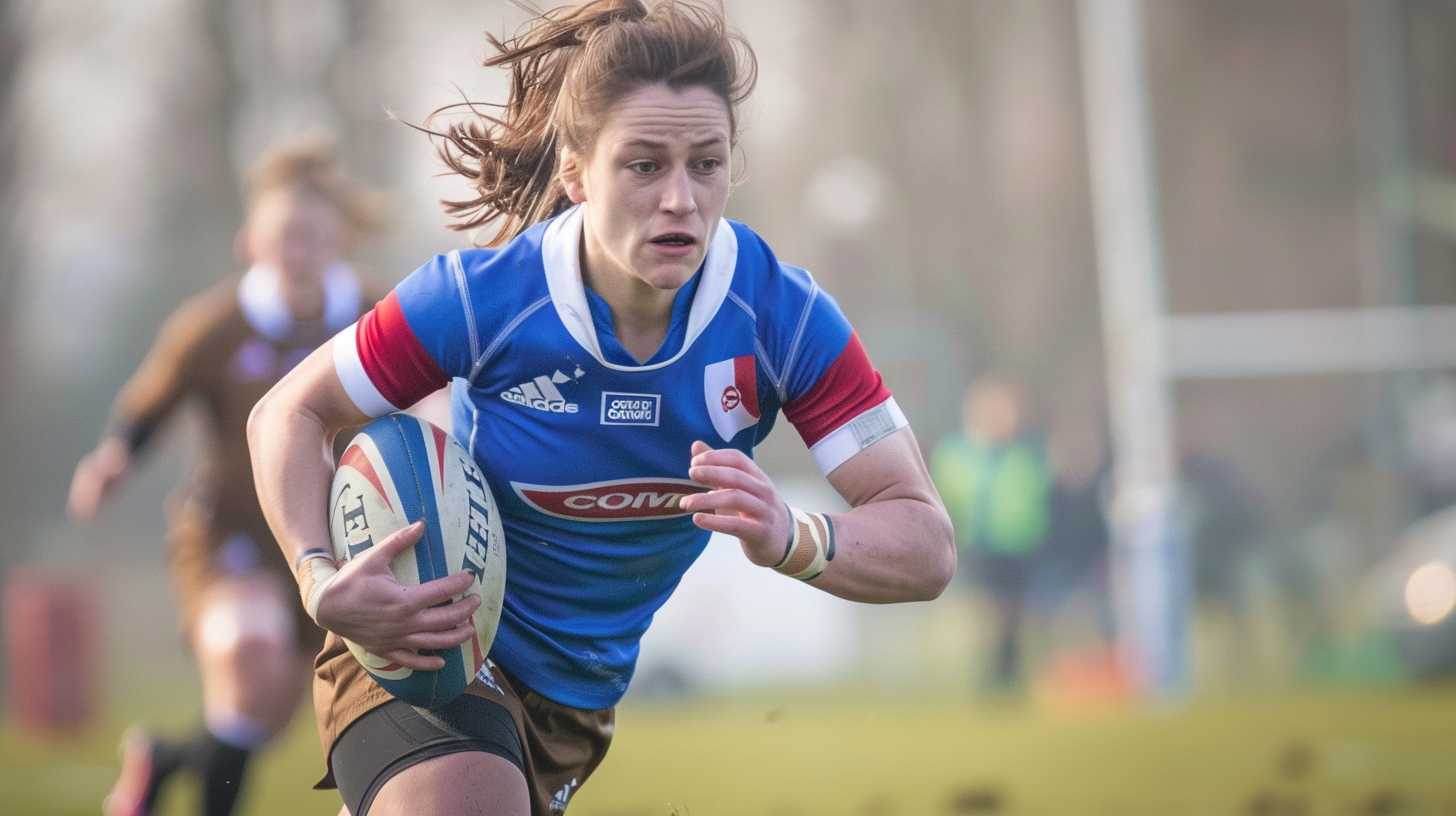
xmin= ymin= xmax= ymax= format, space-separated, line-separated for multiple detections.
xmin=68 ymin=138 xmax=384 ymax=816
xmin=248 ymin=2 xmax=957 ymax=814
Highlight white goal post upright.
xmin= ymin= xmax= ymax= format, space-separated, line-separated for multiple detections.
xmin=1077 ymin=0 xmax=1187 ymax=697
xmin=1075 ymin=0 xmax=1435 ymax=699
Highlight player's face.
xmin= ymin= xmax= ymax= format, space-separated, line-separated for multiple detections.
xmin=574 ymin=83 xmax=732 ymax=292
xmin=245 ymin=188 xmax=346 ymax=284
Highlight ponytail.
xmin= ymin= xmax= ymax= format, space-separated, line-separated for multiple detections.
xmin=420 ymin=0 xmax=754 ymax=246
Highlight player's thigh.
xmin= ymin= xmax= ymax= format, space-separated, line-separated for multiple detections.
xmin=192 ymin=573 xmax=307 ymax=721
xmin=331 ymin=697 xmax=527 ymax=816
xmin=192 ymin=572 xmax=298 ymax=661
xmin=369 ymin=752 xmax=528 ymax=816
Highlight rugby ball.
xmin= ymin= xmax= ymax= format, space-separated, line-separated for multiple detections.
xmin=327 ymin=414 xmax=506 ymax=708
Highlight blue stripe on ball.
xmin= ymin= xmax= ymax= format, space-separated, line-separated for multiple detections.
xmin=395 ymin=416 xmax=448 ymax=582
xmin=356 ymin=415 xmax=468 ymax=708
xmin=396 ymin=417 xmax=468 ymax=703
xmin=368 ymin=416 xmax=428 ymax=584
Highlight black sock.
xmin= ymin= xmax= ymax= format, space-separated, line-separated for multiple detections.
xmin=139 ymin=734 xmax=189 ymax=812
xmin=192 ymin=730 xmax=255 ymax=816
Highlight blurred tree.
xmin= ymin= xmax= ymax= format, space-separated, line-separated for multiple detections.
xmin=149 ymin=0 xmax=248 ymax=296
xmin=152 ymin=0 xmax=387 ymax=297
xmin=0 ymin=2 xmax=31 ymax=551
xmin=0 ymin=2 xmax=23 ymax=316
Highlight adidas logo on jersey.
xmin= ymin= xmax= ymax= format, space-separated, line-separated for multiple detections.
xmin=500 ymin=368 xmax=582 ymax=414
xmin=549 ymin=777 xmax=579 ymax=813
xmin=475 ymin=659 xmax=505 ymax=696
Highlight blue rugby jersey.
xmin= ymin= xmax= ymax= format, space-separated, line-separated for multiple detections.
xmin=332 ymin=204 xmax=908 ymax=708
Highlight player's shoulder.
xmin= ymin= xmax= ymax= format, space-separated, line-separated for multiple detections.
xmin=725 ymin=220 xmax=822 ymax=324
xmin=158 ymin=277 xmax=247 ymax=348
xmin=413 ymin=223 xmax=552 ymax=309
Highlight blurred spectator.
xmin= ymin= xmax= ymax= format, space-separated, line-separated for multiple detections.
xmin=931 ymin=375 xmax=1051 ymax=691
xmin=1041 ymin=410 xmax=1114 ymax=644
xmin=1403 ymin=374 xmax=1456 ymax=516
xmin=1183 ymin=452 xmax=1265 ymax=603
xmin=1179 ymin=446 xmax=1269 ymax=680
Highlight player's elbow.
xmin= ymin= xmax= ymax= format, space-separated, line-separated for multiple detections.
xmin=907 ymin=503 xmax=956 ymax=601
xmin=246 ymin=391 xmax=277 ymax=457
xmin=923 ymin=504 xmax=957 ymax=599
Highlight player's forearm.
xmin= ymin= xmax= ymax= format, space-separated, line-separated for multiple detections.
xmin=807 ymin=496 xmax=955 ymax=603
xmin=247 ymin=393 xmax=336 ymax=568
xmin=108 ymin=372 xmax=184 ymax=460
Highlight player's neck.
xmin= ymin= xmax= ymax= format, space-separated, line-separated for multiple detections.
xmin=280 ymin=274 xmax=326 ymax=323
xmin=580 ymin=239 xmax=674 ymax=364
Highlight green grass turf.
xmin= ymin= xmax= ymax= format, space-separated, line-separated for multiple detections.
xmin=5 ymin=684 xmax=1456 ymax=815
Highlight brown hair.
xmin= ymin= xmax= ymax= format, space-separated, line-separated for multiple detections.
xmin=425 ymin=0 xmax=757 ymax=246
xmin=247 ymin=136 xmax=386 ymax=235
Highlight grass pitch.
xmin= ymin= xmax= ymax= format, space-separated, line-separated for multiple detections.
xmin=4 ymin=683 xmax=1456 ymax=815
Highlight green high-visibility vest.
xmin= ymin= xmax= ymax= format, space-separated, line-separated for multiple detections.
xmin=930 ymin=434 xmax=1050 ymax=556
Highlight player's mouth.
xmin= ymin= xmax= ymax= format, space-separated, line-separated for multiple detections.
xmin=647 ymin=232 xmax=698 ymax=256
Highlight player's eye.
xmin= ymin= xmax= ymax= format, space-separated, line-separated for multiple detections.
xmin=694 ymin=157 xmax=724 ymax=173
xmin=628 ymin=160 xmax=659 ymax=175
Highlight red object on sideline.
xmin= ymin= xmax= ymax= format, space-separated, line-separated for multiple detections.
xmin=4 ymin=568 xmax=101 ymax=735
xmin=1033 ymin=644 xmax=1138 ymax=713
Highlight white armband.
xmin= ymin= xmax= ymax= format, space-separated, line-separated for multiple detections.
xmin=808 ymin=398 xmax=908 ymax=475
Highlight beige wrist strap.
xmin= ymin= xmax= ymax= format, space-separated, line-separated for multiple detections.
xmin=774 ymin=506 xmax=835 ymax=581
xmin=294 ymin=550 xmax=340 ymax=622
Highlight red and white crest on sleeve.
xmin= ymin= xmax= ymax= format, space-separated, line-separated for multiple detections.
xmin=704 ymin=355 xmax=760 ymax=442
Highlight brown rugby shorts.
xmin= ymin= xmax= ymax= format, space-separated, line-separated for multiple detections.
xmin=315 ymin=649 xmax=613 ymax=816
xmin=168 ymin=506 xmax=325 ymax=654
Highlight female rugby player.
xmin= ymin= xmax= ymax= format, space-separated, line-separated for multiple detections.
xmin=247 ymin=3 xmax=955 ymax=814
xmin=69 ymin=139 xmax=382 ymax=816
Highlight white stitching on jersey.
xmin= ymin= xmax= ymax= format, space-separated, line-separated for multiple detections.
xmin=471 ymin=295 xmax=554 ymax=384
xmin=780 ymin=277 xmax=820 ymax=398
xmin=725 ymin=289 xmax=755 ymax=323
xmin=449 ymin=251 xmax=482 ymax=364
xmin=726 ymin=289 xmax=785 ymax=402
xmin=469 ymin=403 xmax=481 ymax=464
xmin=756 ymin=337 xmax=786 ymax=402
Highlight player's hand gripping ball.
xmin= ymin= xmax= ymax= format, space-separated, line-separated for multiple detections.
xmin=328 ymin=414 xmax=506 ymax=708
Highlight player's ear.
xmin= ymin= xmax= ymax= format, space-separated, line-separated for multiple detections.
xmin=559 ymin=148 xmax=587 ymax=204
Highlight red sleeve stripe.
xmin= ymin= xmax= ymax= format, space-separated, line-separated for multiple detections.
xmin=339 ymin=292 xmax=447 ymax=413
xmin=333 ymin=323 xmax=396 ymax=416
xmin=783 ymin=332 xmax=892 ymax=448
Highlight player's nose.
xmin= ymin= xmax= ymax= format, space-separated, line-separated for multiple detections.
xmin=659 ymin=165 xmax=697 ymax=216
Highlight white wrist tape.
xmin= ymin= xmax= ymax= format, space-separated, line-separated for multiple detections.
xmin=295 ymin=551 xmax=340 ymax=622
xmin=774 ymin=506 xmax=835 ymax=581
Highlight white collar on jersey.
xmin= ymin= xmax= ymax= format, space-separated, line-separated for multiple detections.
xmin=541 ymin=203 xmax=738 ymax=372
xmin=237 ymin=261 xmax=362 ymax=341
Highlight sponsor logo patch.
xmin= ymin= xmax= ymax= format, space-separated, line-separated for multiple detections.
xmin=600 ymin=392 xmax=661 ymax=426
xmin=704 ymin=355 xmax=760 ymax=442
xmin=511 ymin=478 xmax=708 ymax=522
